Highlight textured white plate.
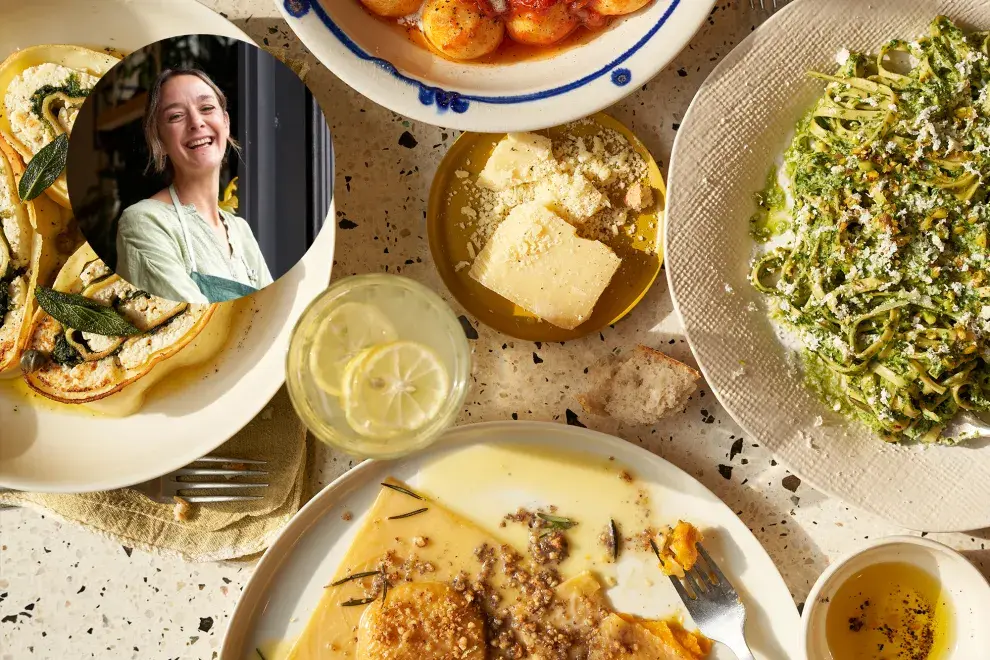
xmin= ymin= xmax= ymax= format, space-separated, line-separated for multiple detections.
xmin=273 ymin=0 xmax=717 ymax=132
xmin=665 ymin=0 xmax=990 ymax=532
xmin=221 ymin=421 xmax=802 ymax=660
xmin=0 ymin=0 xmax=336 ymax=493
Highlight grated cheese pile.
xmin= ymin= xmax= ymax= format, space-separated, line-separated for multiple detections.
xmin=453 ymin=121 xmax=656 ymax=261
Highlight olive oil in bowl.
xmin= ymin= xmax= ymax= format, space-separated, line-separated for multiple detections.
xmin=825 ymin=561 xmax=952 ymax=660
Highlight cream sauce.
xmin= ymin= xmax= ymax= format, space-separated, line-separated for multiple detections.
xmin=284 ymin=447 xmax=706 ymax=660
xmin=416 ymin=443 xmax=655 ymax=583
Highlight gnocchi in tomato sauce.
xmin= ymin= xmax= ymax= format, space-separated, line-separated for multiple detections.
xmin=357 ymin=0 xmax=656 ymax=61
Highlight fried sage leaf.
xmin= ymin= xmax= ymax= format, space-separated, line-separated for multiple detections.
xmin=35 ymin=286 xmax=140 ymax=337
xmin=19 ymin=133 xmax=68 ymax=201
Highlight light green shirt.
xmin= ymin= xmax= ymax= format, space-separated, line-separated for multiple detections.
xmin=116 ymin=198 xmax=273 ymax=304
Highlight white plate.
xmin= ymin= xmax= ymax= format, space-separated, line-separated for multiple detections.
xmin=665 ymin=0 xmax=990 ymax=532
xmin=221 ymin=421 xmax=802 ymax=660
xmin=273 ymin=0 xmax=717 ymax=132
xmin=0 ymin=0 xmax=336 ymax=493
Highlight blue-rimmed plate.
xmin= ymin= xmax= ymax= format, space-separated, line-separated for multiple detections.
xmin=274 ymin=0 xmax=717 ymax=131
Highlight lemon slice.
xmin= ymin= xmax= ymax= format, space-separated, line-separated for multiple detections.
xmin=342 ymin=341 xmax=450 ymax=438
xmin=310 ymin=302 xmax=398 ymax=395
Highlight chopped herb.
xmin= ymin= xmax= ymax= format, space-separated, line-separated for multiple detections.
xmin=328 ymin=570 xmax=381 ymax=587
xmin=29 ymin=73 xmax=89 ymax=119
xmin=51 ymin=333 xmax=83 ymax=367
xmin=380 ymin=482 xmax=423 ymax=500
xmin=381 ymin=579 xmax=390 ymax=603
xmin=255 ymin=649 xmax=267 ymax=660
xmin=341 ymin=597 xmax=376 ymax=607
xmin=0 ymin=267 xmax=26 ymax=323
xmin=121 ymin=289 xmax=152 ymax=303
xmin=388 ymin=507 xmax=428 ymax=520
xmin=537 ymin=512 xmax=577 ymax=530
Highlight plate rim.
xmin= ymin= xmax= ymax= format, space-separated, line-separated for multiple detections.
xmin=220 ymin=419 xmax=802 ymax=659
xmin=0 ymin=0 xmax=339 ymax=494
xmin=272 ymin=0 xmax=718 ymax=131
xmin=663 ymin=0 xmax=990 ymax=532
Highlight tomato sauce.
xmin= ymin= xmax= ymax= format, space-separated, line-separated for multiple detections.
xmin=353 ymin=0 xmax=648 ymax=64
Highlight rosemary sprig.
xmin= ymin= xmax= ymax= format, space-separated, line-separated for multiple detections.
xmin=256 ymin=649 xmax=267 ymax=660
xmin=609 ymin=518 xmax=620 ymax=561
xmin=381 ymin=579 xmax=390 ymax=603
xmin=388 ymin=507 xmax=428 ymax=520
xmin=327 ymin=570 xmax=381 ymax=587
xmin=380 ymin=482 xmax=423 ymax=500
xmin=341 ymin=597 xmax=377 ymax=607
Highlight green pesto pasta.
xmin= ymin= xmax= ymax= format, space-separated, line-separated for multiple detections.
xmin=751 ymin=16 xmax=990 ymax=445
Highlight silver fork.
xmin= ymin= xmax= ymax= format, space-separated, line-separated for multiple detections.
xmin=668 ymin=542 xmax=755 ymax=660
xmin=131 ymin=456 xmax=269 ymax=503
xmin=749 ymin=0 xmax=791 ymax=12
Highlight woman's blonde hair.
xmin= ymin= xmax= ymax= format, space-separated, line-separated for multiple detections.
xmin=143 ymin=68 xmax=240 ymax=175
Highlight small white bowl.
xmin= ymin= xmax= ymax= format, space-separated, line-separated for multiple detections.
xmin=273 ymin=0 xmax=716 ymax=131
xmin=802 ymin=536 xmax=990 ymax=660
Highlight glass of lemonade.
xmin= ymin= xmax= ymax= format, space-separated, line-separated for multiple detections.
xmin=286 ymin=274 xmax=472 ymax=459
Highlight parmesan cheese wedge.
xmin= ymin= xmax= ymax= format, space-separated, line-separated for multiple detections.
xmin=469 ymin=202 xmax=620 ymax=330
xmin=477 ymin=132 xmax=556 ymax=190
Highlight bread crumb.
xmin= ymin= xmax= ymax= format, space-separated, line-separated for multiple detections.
xmin=172 ymin=496 xmax=192 ymax=522
xmin=342 ymin=511 xmax=353 ymax=521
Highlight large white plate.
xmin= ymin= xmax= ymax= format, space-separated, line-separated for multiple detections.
xmin=665 ymin=0 xmax=990 ymax=532
xmin=220 ymin=421 xmax=802 ymax=660
xmin=273 ymin=0 xmax=718 ymax=132
xmin=0 ymin=0 xmax=336 ymax=493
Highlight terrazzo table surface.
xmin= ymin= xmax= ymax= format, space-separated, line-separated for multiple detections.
xmin=1 ymin=1 xmax=988 ymax=658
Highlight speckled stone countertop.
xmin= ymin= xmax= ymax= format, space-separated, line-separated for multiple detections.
xmin=1 ymin=1 xmax=988 ymax=658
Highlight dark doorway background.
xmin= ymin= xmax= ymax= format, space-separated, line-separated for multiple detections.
xmin=68 ymin=35 xmax=333 ymax=278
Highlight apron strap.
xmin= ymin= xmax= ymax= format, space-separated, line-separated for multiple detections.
xmin=168 ymin=184 xmax=198 ymax=274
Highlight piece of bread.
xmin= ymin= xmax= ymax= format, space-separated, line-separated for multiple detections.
xmin=577 ymin=345 xmax=700 ymax=425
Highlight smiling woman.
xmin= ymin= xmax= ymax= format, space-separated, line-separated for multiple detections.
xmin=65 ymin=34 xmax=335 ymax=305
xmin=114 ymin=67 xmax=273 ymax=304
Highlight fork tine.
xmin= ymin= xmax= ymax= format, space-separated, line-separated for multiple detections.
xmin=668 ymin=574 xmax=694 ymax=602
xmin=696 ymin=542 xmax=732 ymax=589
xmin=682 ymin=568 xmax=705 ymax=597
xmin=193 ymin=456 xmax=267 ymax=465
xmin=179 ymin=495 xmax=266 ymax=503
xmin=171 ymin=468 xmax=268 ymax=477
xmin=690 ymin=564 xmax=715 ymax=591
xmin=173 ymin=482 xmax=270 ymax=490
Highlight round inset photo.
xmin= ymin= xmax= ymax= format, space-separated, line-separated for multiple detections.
xmin=66 ymin=34 xmax=334 ymax=304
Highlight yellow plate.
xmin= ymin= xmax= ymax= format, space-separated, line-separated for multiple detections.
xmin=427 ymin=113 xmax=665 ymax=342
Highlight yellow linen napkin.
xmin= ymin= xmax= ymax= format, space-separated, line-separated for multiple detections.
xmin=0 ymin=386 xmax=310 ymax=562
